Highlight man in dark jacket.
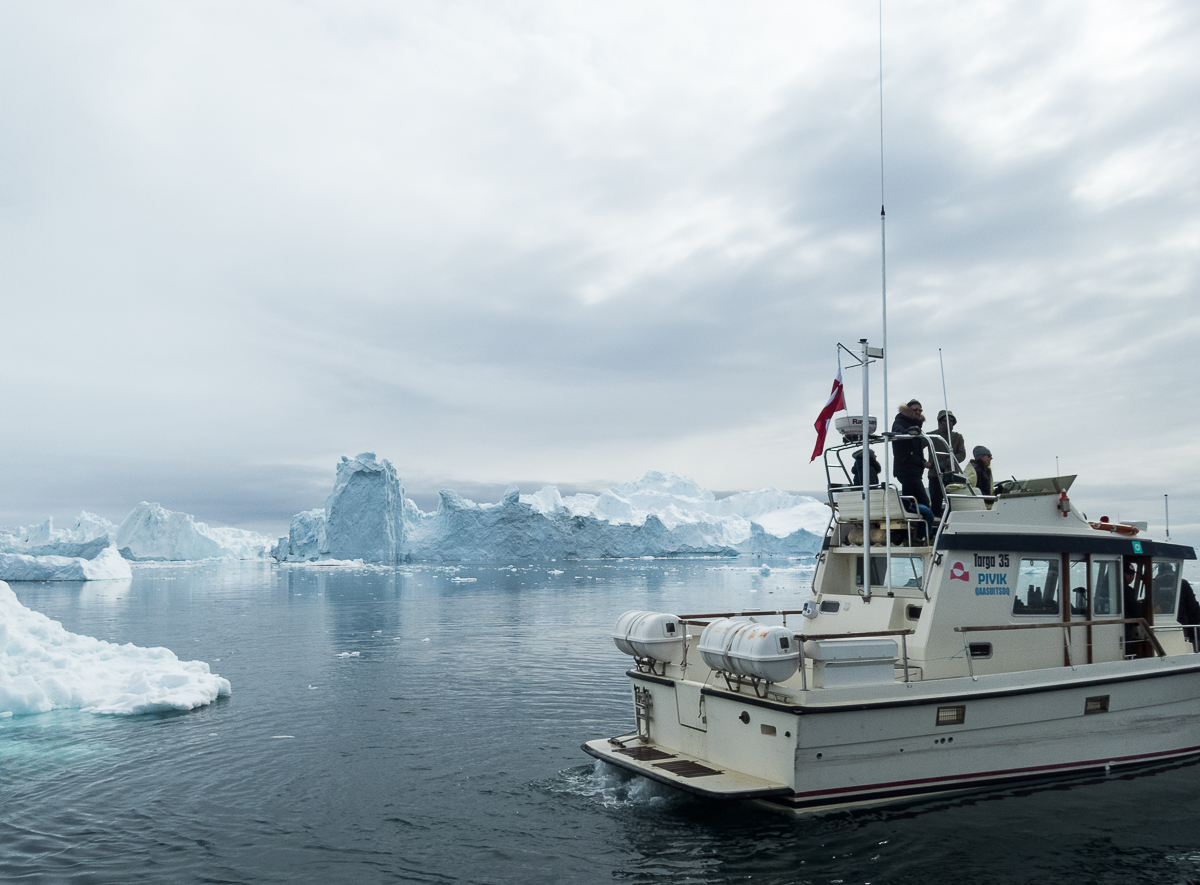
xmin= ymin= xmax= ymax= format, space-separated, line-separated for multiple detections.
xmin=891 ymin=400 xmax=930 ymax=509
xmin=929 ymin=409 xmax=966 ymax=517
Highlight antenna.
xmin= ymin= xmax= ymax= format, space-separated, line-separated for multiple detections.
xmin=938 ymin=349 xmax=950 ymax=430
xmin=879 ymin=0 xmax=892 ymax=592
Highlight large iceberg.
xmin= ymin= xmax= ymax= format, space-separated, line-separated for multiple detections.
xmin=0 ymin=546 xmax=132 ymax=582
xmin=0 ymin=580 xmax=231 ymax=716
xmin=113 ymin=502 xmax=272 ymax=561
xmin=277 ymin=461 xmax=826 ymax=562
xmin=324 ymin=453 xmax=405 ymax=563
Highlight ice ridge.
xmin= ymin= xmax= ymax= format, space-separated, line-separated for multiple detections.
xmin=276 ymin=462 xmax=825 ymax=562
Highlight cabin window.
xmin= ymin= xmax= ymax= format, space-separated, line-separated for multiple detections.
xmin=1092 ymin=559 xmax=1121 ymax=616
xmin=906 ymin=605 xmax=922 ymax=621
xmin=1012 ymin=558 xmax=1061 ymax=616
xmin=1069 ymin=558 xmax=1088 ymax=617
xmin=1151 ymin=561 xmax=1181 ymax=616
xmin=855 ymin=555 xmax=924 ymax=588
xmin=819 ymin=600 xmax=841 ymax=614
xmin=968 ymin=642 xmax=992 ymax=659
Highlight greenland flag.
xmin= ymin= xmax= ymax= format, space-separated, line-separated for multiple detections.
xmin=810 ymin=358 xmax=847 ymax=461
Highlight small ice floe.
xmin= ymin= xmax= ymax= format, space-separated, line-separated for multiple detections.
xmin=307 ymin=685 xmax=318 ymax=690
xmin=270 ymin=735 xmax=295 ymax=739
xmin=449 ymin=577 xmax=476 ymax=583
xmin=548 ymin=569 xmax=565 ymax=576
xmin=336 ymin=651 xmax=361 ymax=658
xmin=760 ymin=565 xmax=772 ymax=576
xmin=421 ymin=638 xmax=430 ymax=642
xmin=0 ymin=580 xmax=230 ymax=716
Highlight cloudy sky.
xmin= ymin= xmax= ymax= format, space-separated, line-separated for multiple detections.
xmin=2 ymin=1 xmax=1198 ymax=543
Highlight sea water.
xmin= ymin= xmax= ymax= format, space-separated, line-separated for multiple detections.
xmin=4 ymin=558 xmax=1200 ymax=884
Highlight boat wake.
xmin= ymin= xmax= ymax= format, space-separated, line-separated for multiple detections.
xmin=556 ymin=760 xmax=686 ymax=809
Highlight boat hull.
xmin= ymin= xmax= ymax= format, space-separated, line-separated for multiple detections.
xmin=591 ymin=659 xmax=1200 ymax=814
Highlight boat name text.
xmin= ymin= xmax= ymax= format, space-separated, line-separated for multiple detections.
xmin=973 ymin=553 xmax=1011 ymax=596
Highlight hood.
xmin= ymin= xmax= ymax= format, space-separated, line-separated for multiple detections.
xmin=898 ymin=402 xmax=924 ymax=423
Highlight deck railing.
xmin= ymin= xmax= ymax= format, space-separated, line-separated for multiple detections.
xmin=954 ymin=618 xmax=1167 ymax=679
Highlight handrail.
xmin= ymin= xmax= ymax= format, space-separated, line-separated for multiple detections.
xmin=797 ymin=629 xmax=915 ymax=641
xmin=955 ymin=618 xmax=1167 ymax=658
xmin=680 ymin=609 xmax=806 ymax=623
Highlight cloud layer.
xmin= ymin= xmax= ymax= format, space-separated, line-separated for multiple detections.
xmin=1 ymin=1 xmax=1197 ymax=542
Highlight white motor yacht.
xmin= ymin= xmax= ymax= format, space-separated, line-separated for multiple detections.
xmin=584 ymin=421 xmax=1199 ymax=813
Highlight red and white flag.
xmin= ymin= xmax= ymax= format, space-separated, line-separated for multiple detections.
xmin=810 ymin=357 xmax=846 ymax=461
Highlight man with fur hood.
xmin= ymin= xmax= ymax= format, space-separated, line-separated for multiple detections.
xmin=891 ymin=399 xmax=931 ymax=509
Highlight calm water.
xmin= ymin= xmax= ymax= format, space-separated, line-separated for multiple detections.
xmin=5 ymin=558 xmax=1200 ymax=885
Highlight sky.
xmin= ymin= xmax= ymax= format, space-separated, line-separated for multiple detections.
xmin=2 ymin=1 xmax=1198 ymax=544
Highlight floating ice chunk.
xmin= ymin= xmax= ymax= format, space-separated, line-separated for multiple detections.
xmin=336 ymin=651 xmax=360 ymax=658
xmin=0 ymin=545 xmax=132 ymax=582
xmin=0 ymin=580 xmax=230 ymax=716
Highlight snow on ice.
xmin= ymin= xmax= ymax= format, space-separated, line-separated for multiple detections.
xmin=0 ymin=580 xmax=230 ymax=716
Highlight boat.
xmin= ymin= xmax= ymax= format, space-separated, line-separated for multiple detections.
xmin=583 ymin=417 xmax=1199 ymax=813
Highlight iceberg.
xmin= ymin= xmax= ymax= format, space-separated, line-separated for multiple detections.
xmin=113 ymin=502 xmax=273 ymax=561
xmin=278 ymin=459 xmax=825 ymax=562
xmin=0 ymin=580 xmax=231 ymax=716
xmin=0 ymin=512 xmax=118 ymax=553
xmin=4 ymin=507 xmax=270 ymax=563
xmin=324 ymin=453 xmax=405 ymax=563
xmin=0 ymin=546 xmax=132 ymax=582
xmin=277 ymin=508 xmax=327 ymax=562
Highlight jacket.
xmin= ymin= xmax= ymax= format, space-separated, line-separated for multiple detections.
xmin=929 ymin=428 xmax=966 ymax=477
xmin=965 ymin=459 xmax=994 ymax=495
xmin=891 ymin=403 xmax=927 ymax=477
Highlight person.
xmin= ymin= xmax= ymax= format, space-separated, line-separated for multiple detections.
xmin=965 ymin=446 xmax=994 ymax=495
xmin=851 ymin=448 xmax=881 ymax=487
xmin=928 ymin=409 xmax=966 ymax=517
xmin=891 ymin=400 xmax=931 ymax=510
xmin=1123 ymin=561 xmax=1145 ymax=654
xmin=1180 ymin=578 xmax=1200 ymax=651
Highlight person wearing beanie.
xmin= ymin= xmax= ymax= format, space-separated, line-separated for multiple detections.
xmin=928 ymin=409 xmax=966 ymax=517
xmin=965 ymin=445 xmax=994 ymax=495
